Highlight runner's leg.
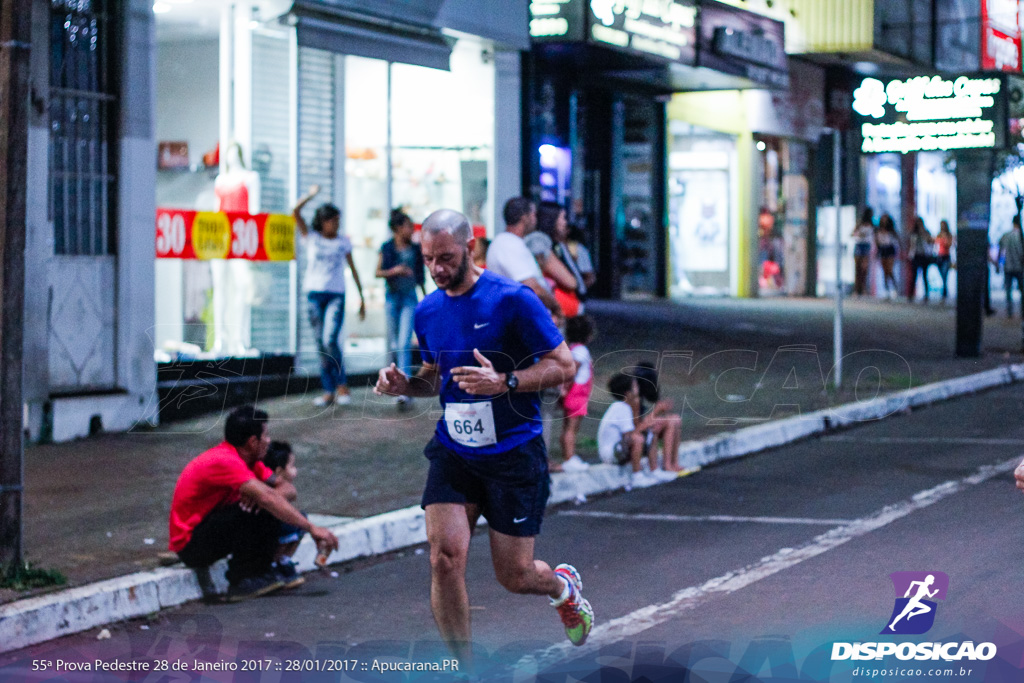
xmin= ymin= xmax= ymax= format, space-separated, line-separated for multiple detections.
xmin=426 ymin=502 xmax=479 ymax=665
xmin=488 ymin=529 xmax=563 ymax=598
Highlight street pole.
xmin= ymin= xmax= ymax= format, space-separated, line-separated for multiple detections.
xmin=0 ymin=0 xmax=32 ymax=576
xmin=833 ymin=130 xmax=843 ymax=391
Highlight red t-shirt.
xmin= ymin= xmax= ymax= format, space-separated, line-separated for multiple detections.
xmin=168 ymin=442 xmax=272 ymax=553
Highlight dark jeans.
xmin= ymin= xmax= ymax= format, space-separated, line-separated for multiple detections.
xmin=307 ymin=291 xmax=347 ymax=393
xmin=1006 ymin=271 xmax=1024 ymax=317
xmin=935 ymin=255 xmax=952 ymax=298
xmin=177 ymin=503 xmax=282 ymax=585
xmin=910 ymin=255 xmax=932 ymax=301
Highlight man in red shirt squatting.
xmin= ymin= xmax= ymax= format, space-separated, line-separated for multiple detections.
xmin=169 ymin=405 xmax=339 ymax=601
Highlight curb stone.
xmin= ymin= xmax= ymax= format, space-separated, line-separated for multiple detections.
xmin=3 ymin=362 xmax=1023 ymax=653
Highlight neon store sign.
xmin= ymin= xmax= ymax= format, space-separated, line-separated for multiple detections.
xmin=529 ymin=0 xmax=697 ymax=64
xmin=853 ymin=75 xmax=1003 ymax=154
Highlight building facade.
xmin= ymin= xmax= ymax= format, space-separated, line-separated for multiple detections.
xmin=26 ymin=0 xmax=530 ymax=440
xmin=24 ymin=0 xmax=157 ymax=442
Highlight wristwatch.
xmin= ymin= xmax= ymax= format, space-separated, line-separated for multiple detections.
xmin=505 ymin=371 xmax=519 ymax=393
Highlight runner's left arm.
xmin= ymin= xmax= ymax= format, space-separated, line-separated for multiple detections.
xmin=453 ymin=344 xmax=574 ymax=395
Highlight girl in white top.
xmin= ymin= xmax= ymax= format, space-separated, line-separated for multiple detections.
xmin=293 ymin=185 xmax=365 ymax=406
xmin=851 ymin=208 xmax=875 ymax=296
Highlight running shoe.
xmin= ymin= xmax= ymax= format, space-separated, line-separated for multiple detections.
xmin=334 ymin=390 xmax=352 ymax=406
xmin=561 ymin=455 xmax=591 ymax=473
xmin=312 ymin=394 xmax=333 ymax=407
xmin=552 ymin=564 xmax=593 ymax=646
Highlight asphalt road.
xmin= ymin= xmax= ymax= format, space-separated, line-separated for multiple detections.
xmin=5 ymin=383 xmax=1024 ymax=682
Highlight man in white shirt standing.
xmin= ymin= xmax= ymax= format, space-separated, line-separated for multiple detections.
xmin=487 ymin=197 xmax=563 ymax=320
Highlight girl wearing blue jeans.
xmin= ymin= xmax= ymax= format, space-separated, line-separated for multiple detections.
xmin=294 ymin=185 xmax=365 ymax=406
xmin=376 ymin=209 xmax=426 ymax=408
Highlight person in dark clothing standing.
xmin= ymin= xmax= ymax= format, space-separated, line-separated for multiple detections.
xmin=376 ymin=209 xmax=426 ymax=408
xmin=998 ymin=215 xmax=1024 ymax=318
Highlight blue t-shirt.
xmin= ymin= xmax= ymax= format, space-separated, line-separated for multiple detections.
xmin=414 ymin=270 xmax=564 ymax=458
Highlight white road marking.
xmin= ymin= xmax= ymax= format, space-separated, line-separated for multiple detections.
xmin=558 ymin=510 xmax=854 ymax=526
xmin=824 ymin=436 xmax=1024 ymax=446
xmin=519 ymin=456 xmax=1019 ymax=673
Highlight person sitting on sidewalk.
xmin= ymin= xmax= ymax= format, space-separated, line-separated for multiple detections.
xmin=168 ymin=405 xmax=339 ymax=602
xmin=630 ymin=361 xmax=683 ymax=474
xmin=263 ymin=440 xmax=306 ymax=589
xmin=597 ymin=373 xmax=677 ymax=488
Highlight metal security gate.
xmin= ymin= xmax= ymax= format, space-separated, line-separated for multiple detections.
xmin=47 ymin=0 xmax=119 ymax=392
xmin=249 ymin=32 xmax=294 ymax=356
xmin=295 ymin=46 xmax=339 ymax=373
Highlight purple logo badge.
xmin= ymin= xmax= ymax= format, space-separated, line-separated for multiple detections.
xmin=881 ymin=572 xmax=949 ymax=635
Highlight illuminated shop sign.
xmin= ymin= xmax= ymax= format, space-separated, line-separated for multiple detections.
xmin=853 ymin=75 xmax=1006 ymax=154
xmin=697 ymin=0 xmax=788 ymax=88
xmin=529 ymin=0 xmax=697 ymax=65
xmin=529 ymin=0 xmax=582 ymax=40
xmin=981 ymin=0 xmax=1021 ymax=72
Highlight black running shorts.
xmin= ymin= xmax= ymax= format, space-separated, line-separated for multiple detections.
xmin=421 ymin=435 xmax=550 ymax=537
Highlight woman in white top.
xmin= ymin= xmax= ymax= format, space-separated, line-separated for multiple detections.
xmin=294 ymin=185 xmax=366 ymax=406
xmin=851 ymin=208 xmax=875 ymax=296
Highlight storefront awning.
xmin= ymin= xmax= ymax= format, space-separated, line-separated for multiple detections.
xmin=288 ymin=1 xmax=453 ymax=71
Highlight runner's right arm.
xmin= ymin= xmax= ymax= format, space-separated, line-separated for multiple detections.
xmin=374 ymin=361 xmax=441 ymax=398
xmin=238 ymin=479 xmax=339 ymax=551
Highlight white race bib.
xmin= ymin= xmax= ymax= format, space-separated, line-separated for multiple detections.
xmin=444 ymin=401 xmax=497 ymax=448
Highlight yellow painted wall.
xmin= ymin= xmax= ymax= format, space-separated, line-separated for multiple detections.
xmin=788 ymin=0 xmax=874 ymax=53
xmin=695 ymin=1 xmax=873 ymax=57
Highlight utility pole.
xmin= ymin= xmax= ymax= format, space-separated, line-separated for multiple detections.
xmin=0 ymin=0 xmax=32 ymax=577
xmin=832 ymin=130 xmax=843 ymax=391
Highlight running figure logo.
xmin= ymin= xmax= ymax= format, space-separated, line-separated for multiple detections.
xmin=881 ymin=571 xmax=949 ymax=635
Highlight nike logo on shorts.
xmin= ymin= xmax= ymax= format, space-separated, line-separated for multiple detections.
xmin=474 ymin=322 xmax=490 ymax=329
xmin=513 ymin=516 xmax=528 ymax=524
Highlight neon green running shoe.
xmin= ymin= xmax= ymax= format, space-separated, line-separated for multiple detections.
xmin=553 ymin=564 xmax=593 ymax=646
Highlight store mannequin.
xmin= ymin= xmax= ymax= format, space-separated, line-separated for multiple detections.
xmin=210 ymin=142 xmax=260 ymax=356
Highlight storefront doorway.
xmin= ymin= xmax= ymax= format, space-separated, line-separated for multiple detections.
xmin=153 ymin=2 xmax=498 ymax=380
xmin=668 ymin=122 xmax=736 ymax=297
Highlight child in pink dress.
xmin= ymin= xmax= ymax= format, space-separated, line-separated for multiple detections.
xmin=559 ymin=316 xmax=595 ymax=472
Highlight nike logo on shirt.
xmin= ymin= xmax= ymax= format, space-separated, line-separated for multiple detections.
xmin=474 ymin=322 xmax=490 ymax=329
xmin=513 ymin=516 xmax=528 ymax=524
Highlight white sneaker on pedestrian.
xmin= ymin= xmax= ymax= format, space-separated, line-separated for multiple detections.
xmin=561 ymin=455 xmax=590 ymax=472
xmin=312 ymin=394 xmax=333 ymax=407
xmin=630 ymin=471 xmax=660 ymax=488
xmin=652 ymin=468 xmax=678 ymax=482
xmin=334 ymin=393 xmax=352 ymax=406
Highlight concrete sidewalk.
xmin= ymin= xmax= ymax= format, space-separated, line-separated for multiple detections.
xmin=3 ymin=297 xmax=1023 ymax=646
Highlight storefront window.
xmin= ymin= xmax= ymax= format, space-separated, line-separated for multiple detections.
xmin=335 ymin=41 xmax=495 ymax=358
xmin=390 ymin=40 xmax=494 ymax=227
xmin=668 ymin=122 xmax=736 ymax=297
xmin=343 ymin=55 xmax=391 ymax=357
xmin=756 ymin=138 xmax=811 ymax=296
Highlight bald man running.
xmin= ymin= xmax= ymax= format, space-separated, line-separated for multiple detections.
xmin=375 ymin=209 xmax=593 ymax=666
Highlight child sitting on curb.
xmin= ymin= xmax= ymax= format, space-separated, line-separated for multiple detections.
xmin=597 ymin=373 xmax=679 ymax=488
xmin=263 ymin=441 xmax=306 ymax=588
